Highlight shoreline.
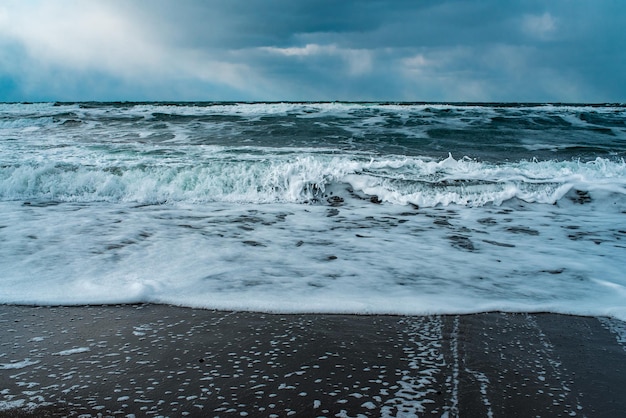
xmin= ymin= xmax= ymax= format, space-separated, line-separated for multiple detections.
xmin=2 ymin=304 xmax=626 ymax=417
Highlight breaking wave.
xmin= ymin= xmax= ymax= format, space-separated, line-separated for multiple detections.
xmin=2 ymin=154 xmax=624 ymax=207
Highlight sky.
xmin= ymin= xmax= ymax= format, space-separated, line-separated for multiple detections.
xmin=0 ymin=0 xmax=624 ymax=102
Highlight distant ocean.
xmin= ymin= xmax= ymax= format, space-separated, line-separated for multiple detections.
xmin=1 ymin=102 xmax=625 ymax=319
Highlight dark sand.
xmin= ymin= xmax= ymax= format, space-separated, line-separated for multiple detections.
xmin=1 ymin=305 xmax=626 ymax=417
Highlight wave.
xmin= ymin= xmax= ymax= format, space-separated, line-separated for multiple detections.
xmin=3 ymin=103 xmax=625 ymax=163
xmin=4 ymin=101 xmax=626 ymax=121
xmin=2 ymin=154 xmax=624 ymax=207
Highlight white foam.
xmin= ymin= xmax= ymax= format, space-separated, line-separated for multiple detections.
xmin=0 ymin=359 xmax=40 ymax=370
xmin=52 ymin=347 xmax=91 ymax=356
xmin=1 ymin=195 xmax=625 ymax=320
xmin=1 ymin=154 xmax=624 ymax=207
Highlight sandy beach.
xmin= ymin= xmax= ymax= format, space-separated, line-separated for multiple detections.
xmin=1 ymin=305 xmax=626 ymax=417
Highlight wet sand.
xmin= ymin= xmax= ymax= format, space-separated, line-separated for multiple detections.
xmin=1 ymin=304 xmax=626 ymax=417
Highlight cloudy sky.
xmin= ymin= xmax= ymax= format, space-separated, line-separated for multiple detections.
xmin=0 ymin=0 xmax=624 ymax=102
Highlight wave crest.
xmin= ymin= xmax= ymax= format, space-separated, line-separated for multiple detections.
xmin=1 ymin=154 xmax=624 ymax=207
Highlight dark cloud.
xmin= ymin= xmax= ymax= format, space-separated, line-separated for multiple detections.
xmin=0 ymin=0 xmax=624 ymax=102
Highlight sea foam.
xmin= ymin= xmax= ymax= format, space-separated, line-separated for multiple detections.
xmin=1 ymin=153 xmax=624 ymax=207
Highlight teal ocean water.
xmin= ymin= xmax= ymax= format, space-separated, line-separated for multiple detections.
xmin=1 ymin=102 xmax=625 ymax=318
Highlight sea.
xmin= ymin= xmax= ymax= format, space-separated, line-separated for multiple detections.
xmin=1 ymin=102 xmax=625 ymax=320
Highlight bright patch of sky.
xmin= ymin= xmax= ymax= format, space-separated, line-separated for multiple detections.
xmin=0 ymin=0 xmax=624 ymax=102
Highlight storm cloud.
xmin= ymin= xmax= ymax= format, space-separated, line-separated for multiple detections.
xmin=0 ymin=0 xmax=624 ymax=102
